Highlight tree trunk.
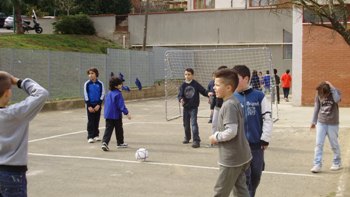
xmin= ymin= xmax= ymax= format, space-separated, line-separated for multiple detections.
xmin=13 ymin=0 xmax=24 ymax=34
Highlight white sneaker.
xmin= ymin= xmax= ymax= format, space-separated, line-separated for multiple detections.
xmin=88 ymin=138 xmax=94 ymax=143
xmin=117 ymin=143 xmax=128 ymax=148
xmin=94 ymin=136 xmax=101 ymax=142
xmin=310 ymin=166 xmax=321 ymax=173
xmin=330 ymin=164 xmax=342 ymax=171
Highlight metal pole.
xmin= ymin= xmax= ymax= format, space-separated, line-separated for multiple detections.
xmin=142 ymin=0 xmax=150 ymax=51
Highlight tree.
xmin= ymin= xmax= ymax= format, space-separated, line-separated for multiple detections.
xmin=288 ymin=0 xmax=350 ymax=45
xmin=57 ymin=0 xmax=76 ymax=16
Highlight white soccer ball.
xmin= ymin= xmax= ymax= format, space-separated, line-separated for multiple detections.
xmin=135 ymin=148 xmax=148 ymax=161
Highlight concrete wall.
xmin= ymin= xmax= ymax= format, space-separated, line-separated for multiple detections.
xmin=129 ymin=9 xmax=292 ymax=46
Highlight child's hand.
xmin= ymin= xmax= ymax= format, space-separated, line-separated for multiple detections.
xmin=310 ymin=123 xmax=316 ymax=130
xmin=94 ymin=105 xmax=100 ymax=111
xmin=209 ymin=135 xmax=218 ymax=145
xmin=127 ymin=114 xmax=131 ymax=120
xmin=88 ymin=107 xmax=94 ymax=113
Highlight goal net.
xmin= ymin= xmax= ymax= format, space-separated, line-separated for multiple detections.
xmin=164 ymin=47 xmax=278 ymax=122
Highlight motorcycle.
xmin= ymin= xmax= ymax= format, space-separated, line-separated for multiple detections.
xmin=23 ymin=10 xmax=43 ymax=34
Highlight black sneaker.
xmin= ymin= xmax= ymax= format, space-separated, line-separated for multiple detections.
xmin=182 ymin=140 xmax=190 ymax=144
xmin=101 ymin=142 xmax=109 ymax=151
xmin=192 ymin=141 xmax=200 ymax=148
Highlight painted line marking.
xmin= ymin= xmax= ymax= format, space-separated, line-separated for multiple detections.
xmin=28 ymin=152 xmax=318 ymax=178
xmin=29 ymin=122 xmax=182 ymax=143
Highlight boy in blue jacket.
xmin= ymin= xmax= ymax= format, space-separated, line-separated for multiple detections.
xmin=233 ymin=65 xmax=273 ymax=197
xmin=101 ymin=77 xmax=131 ymax=151
xmin=84 ymin=68 xmax=105 ymax=143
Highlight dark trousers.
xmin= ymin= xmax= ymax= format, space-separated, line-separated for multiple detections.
xmin=0 ymin=171 xmax=27 ymax=197
xmin=183 ymin=108 xmax=200 ymax=142
xmin=245 ymin=149 xmax=265 ymax=197
xmin=86 ymin=105 xmax=101 ymax=139
xmin=283 ymin=87 xmax=290 ymax=99
xmin=276 ymin=86 xmax=280 ymax=103
xmin=103 ymin=118 xmax=124 ymax=145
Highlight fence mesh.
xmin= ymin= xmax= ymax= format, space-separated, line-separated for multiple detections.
xmin=0 ymin=48 xmax=167 ymax=103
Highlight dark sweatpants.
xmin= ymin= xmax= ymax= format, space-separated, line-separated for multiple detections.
xmin=103 ymin=118 xmax=124 ymax=145
xmin=86 ymin=105 xmax=101 ymax=139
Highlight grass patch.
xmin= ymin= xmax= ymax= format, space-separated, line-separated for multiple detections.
xmin=0 ymin=34 xmax=122 ymax=53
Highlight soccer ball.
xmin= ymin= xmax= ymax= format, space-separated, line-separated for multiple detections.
xmin=135 ymin=148 xmax=148 ymax=161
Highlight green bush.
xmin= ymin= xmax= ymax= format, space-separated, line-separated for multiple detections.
xmin=53 ymin=14 xmax=96 ymax=35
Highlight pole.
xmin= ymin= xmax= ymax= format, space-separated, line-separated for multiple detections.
xmin=142 ymin=0 xmax=150 ymax=51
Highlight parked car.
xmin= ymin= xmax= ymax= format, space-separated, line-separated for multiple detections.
xmin=4 ymin=15 xmax=29 ymax=29
xmin=0 ymin=12 xmax=7 ymax=28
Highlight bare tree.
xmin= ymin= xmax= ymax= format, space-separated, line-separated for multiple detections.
xmin=57 ymin=0 xmax=75 ymax=16
xmin=289 ymin=0 xmax=350 ymax=45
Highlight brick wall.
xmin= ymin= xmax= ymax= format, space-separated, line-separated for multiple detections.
xmin=302 ymin=24 xmax=350 ymax=106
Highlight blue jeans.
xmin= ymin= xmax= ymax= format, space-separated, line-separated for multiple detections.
xmin=0 ymin=171 xmax=27 ymax=197
xmin=313 ymin=122 xmax=341 ymax=167
xmin=183 ymin=108 xmax=200 ymax=142
xmin=245 ymin=149 xmax=264 ymax=197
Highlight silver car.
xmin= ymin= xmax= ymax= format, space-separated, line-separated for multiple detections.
xmin=4 ymin=15 xmax=28 ymax=29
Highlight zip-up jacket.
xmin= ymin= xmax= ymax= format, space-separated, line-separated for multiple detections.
xmin=104 ymin=89 xmax=128 ymax=120
xmin=0 ymin=78 xmax=49 ymax=171
xmin=234 ymin=88 xmax=273 ymax=149
xmin=84 ymin=79 xmax=105 ymax=107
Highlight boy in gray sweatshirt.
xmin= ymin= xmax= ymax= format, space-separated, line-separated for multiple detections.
xmin=0 ymin=71 xmax=49 ymax=196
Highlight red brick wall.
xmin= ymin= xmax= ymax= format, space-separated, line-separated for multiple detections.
xmin=302 ymin=24 xmax=350 ymax=106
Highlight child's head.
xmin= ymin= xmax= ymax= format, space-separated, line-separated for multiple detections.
xmin=87 ymin=68 xmax=99 ymax=81
xmin=316 ymin=82 xmax=331 ymax=99
xmin=232 ymin=65 xmax=251 ymax=92
xmin=109 ymin=77 xmax=123 ymax=91
xmin=0 ymin=72 xmax=12 ymax=105
xmin=274 ymin=69 xmax=278 ymax=75
xmin=286 ymin=69 xmax=290 ymax=74
xmin=214 ymin=68 xmax=238 ymax=100
xmin=184 ymin=68 xmax=194 ymax=81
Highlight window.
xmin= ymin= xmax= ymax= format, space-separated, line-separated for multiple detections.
xmin=250 ymin=0 xmax=277 ymax=7
xmin=194 ymin=0 xmax=215 ymax=9
xmin=283 ymin=29 xmax=292 ymax=59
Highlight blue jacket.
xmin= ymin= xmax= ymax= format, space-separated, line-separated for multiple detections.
xmin=84 ymin=79 xmax=105 ymax=107
xmin=234 ymin=88 xmax=273 ymax=149
xmin=104 ymin=89 xmax=129 ymax=120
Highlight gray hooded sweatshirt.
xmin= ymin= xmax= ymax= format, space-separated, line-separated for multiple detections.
xmin=0 ymin=78 xmax=49 ymax=171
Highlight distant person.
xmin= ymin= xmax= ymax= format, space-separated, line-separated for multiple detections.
xmin=207 ymin=72 xmax=215 ymax=123
xmin=310 ymin=81 xmax=341 ymax=173
xmin=281 ymin=69 xmax=292 ymax=102
xmin=250 ymin=70 xmax=260 ymax=90
xmin=209 ymin=68 xmax=252 ymax=197
xmin=258 ymin=71 xmax=264 ymax=92
xmin=178 ymin=68 xmax=212 ymax=148
xmin=0 ymin=71 xmax=49 ymax=196
xmin=101 ymin=76 xmax=131 ymax=151
xmin=233 ymin=65 xmax=273 ymax=197
xmin=263 ymin=70 xmax=271 ymax=94
xmin=84 ymin=68 xmax=105 ymax=143
xmin=273 ymin=69 xmax=280 ymax=104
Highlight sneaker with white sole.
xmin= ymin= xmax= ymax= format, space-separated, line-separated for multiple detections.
xmin=310 ymin=166 xmax=321 ymax=173
xmin=94 ymin=136 xmax=101 ymax=142
xmin=101 ymin=142 xmax=109 ymax=151
xmin=117 ymin=143 xmax=128 ymax=148
xmin=88 ymin=138 xmax=94 ymax=143
xmin=330 ymin=164 xmax=341 ymax=171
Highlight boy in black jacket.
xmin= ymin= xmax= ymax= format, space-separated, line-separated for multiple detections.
xmin=178 ymin=68 xmax=212 ymax=148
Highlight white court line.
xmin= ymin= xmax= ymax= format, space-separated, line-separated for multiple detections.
xmin=28 ymin=122 xmax=182 ymax=143
xmin=336 ymin=147 xmax=350 ymax=197
xmin=28 ymin=152 xmax=318 ymax=178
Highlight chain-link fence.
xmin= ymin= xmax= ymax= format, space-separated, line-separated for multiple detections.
xmin=0 ymin=47 xmax=171 ymax=102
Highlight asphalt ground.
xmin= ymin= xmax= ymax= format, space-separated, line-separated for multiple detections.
xmin=26 ymin=98 xmax=350 ymax=197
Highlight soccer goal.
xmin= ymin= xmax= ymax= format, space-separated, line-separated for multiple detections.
xmin=164 ymin=47 xmax=278 ymax=122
